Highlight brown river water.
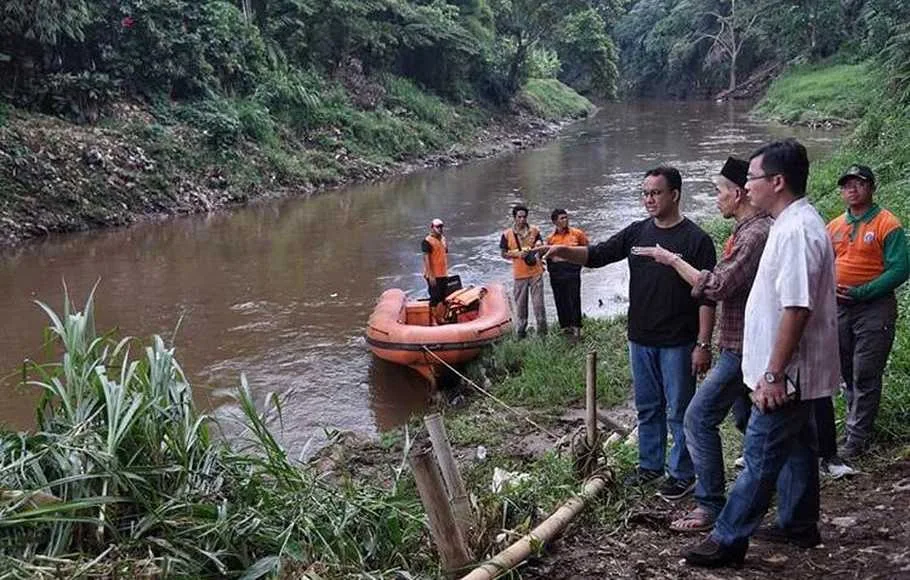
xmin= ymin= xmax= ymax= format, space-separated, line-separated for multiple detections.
xmin=0 ymin=101 xmax=841 ymax=453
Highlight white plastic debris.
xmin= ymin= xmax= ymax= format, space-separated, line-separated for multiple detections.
xmin=491 ymin=467 xmax=531 ymax=493
xmin=475 ymin=445 xmax=487 ymax=462
xmin=831 ymin=516 xmax=857 ymax=528
xmin=625 ymin=426 xmax=640 ymax=446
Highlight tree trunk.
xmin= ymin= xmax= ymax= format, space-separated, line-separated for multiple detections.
xmin=729 ymin=51 xmax=737 ymax=91
xmin=507 ymin=36 xmax=527 ymax=95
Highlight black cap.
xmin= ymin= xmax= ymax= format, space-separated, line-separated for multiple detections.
xmin=837 ymin=164 xmax=875 ymax=187
xmin=720 ymin=157 xmax=749 ymax=188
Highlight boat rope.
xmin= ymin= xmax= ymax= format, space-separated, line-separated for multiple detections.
xmin=420 ymin=345 xmax=562 ymax=441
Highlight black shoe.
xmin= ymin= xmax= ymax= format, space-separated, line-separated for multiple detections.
xmin=658 ymin=476 xmax=696 ymax=500
xmin=753 ymin=524 xmax=821 ymax=548
xmin=622 ymin=467 xmax=663 ymax=487
xmin=684 ymin=536 xmax=747 ymax=568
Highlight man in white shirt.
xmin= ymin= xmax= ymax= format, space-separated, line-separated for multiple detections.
xmin=685 ymin=139 xmax=839 ymax=568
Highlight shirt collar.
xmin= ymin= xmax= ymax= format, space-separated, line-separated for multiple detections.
xmin=775 ymin=197 xmax=810 ymax=223
xmin=845 ymin=203 xmax=880 ymax=225
xmin=733 ymin=211 xmax=770 ymax=234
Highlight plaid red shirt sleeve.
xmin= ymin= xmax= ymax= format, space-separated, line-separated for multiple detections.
xmin=692 ymin=214 xmax=771 ymax=352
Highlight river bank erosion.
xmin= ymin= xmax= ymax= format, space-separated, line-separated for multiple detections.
xmin=0 ymin=80 xmax=591 ymax=249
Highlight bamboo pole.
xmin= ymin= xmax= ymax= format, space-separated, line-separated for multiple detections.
xmin=425 ymin=413 xmax=475 ymax=541
xmin=459 ymin=475 xmax=609 ymax=580
xmin=585 ymin=351 xmax=597 ymax=448
xmin=410 ymin=446 xmax=473 ymax=574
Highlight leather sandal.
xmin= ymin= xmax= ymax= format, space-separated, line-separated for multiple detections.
xmin=670 ymin=506 xmax=716 ymax=533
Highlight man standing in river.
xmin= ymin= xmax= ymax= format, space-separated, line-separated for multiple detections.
xmin=635 ymin=157 xmax=770 ymax=531
xmin=546 ymin=209 xmax=589 ymax=340
xmin=685 ymin=139 xmax=839 ymax=568
xmin=543 ymin=167 xmax=716 ymax=500
xmin=500 ymin=204 xmax=547 ymax=338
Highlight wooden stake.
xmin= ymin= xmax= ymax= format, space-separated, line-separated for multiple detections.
xmin=410 ymin=446 xmax=473 ymax=574
xmin=425 ymin=413 xmax=475 ymax=541
xmin=585 ymin=351 xmax=598 ymax=448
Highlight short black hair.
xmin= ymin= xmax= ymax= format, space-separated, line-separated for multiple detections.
xmin=512 ymin=204 xmax=529 ymax=217
xmin=750 ymin=139 xmax=809 ymax=197
xmin=551 ymin=208 xmax=567 ymax=223
xmin=644 ymin=166 xmax=682 ymax=195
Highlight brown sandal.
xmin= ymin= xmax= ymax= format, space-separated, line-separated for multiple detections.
xmin=670 ymin=507 xmax=715 ymax=533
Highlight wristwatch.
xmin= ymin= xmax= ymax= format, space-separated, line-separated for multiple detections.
xmin=763 ymin=371 xmax=783 ymax=384
xmin=696 ymin=341 xmax=712 ymax=351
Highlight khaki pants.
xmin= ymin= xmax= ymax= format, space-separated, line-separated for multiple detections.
xmin=513 ymin=274 xmax=547 ymax=337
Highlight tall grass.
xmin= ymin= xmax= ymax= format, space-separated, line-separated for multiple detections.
xmin=516 ymin=79 xmax=594 ymax=121
xmin=475 ymin=316 xmax=630 ymax=410
xmin=0 ymin=288 xmax=428 ymax=578
xmin=755 ymin=62 xmax=881 ymax=125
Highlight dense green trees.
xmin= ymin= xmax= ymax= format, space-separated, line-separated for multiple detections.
xmin=615 ymin=0 xmax=910 ymax=97
xmin=0 ymin=0 xmax=620 ymax=124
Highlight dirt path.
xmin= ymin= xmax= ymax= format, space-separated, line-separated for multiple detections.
xmin=524 ymin=458 xmax=910 ymax=579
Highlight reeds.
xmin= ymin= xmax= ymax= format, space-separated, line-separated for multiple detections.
xmin=0 ymin=288 xmax=427 ymax=578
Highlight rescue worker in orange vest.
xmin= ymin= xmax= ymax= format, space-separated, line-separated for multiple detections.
xmin=816 ymin=165 xmax=909 ymax=469
xmin=545 ymin=209 xmax=589 ymax=338
xmin=500 ymin=204 xmax=547 ymax=338
xmin=422 ymin=218 xmax=449 ymax=324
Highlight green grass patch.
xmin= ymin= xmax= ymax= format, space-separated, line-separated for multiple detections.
xmin=517 ymin=78 xmax=594 ymax=121
xmin=473 ymin=316 xmax=630 ymax=410
xmin=755 ymin=62 xmax=882 ymax=125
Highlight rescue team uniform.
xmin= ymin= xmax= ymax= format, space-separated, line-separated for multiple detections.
xmin=818 ymin=205 xmax=909 ymax=455
xmin=499 ymin=226 xmax=546 ymax=337
xmin=421 ymin=234 xmax=448 ymax=306
xmin=545 ymin=227 xmax=589 ymax=331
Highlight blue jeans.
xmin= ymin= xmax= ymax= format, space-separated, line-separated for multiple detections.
xmin=712 ymin=399 xmax=819 ymax=547
xmin=684 ymin=349 xmax=752 ymax=517
xmin=629 ymin=341 xmax=696 ymax=480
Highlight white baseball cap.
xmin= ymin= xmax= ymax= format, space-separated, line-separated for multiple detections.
xmin=431 ymin=218 xmax=444 ymax=227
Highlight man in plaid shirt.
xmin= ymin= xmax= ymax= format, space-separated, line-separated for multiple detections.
xmin=635 ymin=157 xmax=771 ymax=532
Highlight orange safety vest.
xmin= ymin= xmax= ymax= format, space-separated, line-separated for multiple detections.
xmin=503 ymin=226 xmax=544 ymax=280
xmin=546 ymin=227 xmax=589 ymax=247
xmin=827 ymin=208 xmax=902 ymax=287
xmin=423 ymin=234 xmax=448 ymax=278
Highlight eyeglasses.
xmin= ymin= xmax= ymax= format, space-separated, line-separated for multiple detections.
xmin=745 ymin=172 xmax=780 ymax=182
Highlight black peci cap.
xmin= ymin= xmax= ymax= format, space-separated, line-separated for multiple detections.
xmin=720 ymin=157 xmax=749 ymax=188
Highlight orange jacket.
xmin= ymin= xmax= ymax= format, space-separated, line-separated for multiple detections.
xmin=501 ymin=226 xmax=544 ymax=280
xmin=423 ymin=234 xmax=448 ymax=278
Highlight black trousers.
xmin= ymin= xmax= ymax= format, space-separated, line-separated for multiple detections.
xmin=550 ymin=274 xmax=582 ymax=329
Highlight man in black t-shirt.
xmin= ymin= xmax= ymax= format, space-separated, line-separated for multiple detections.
xmin=543 ymin=167 xmax=717 ymax=500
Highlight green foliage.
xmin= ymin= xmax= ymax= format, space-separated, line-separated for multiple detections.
xmin=1 ymin=288 xmax=428 ymax=576
xmin=527 ymin=47 xmax=562 ymax=79
xmin=755 ymin=62 xmax=881 ymax=124
xmin=477 ymin=316 xmax=628 ymax=409
xmin=0 ymin=0 xmax=93 ymax=45
xmin=615 ymin=0 xmax=910 ymax=98
xmin=556 ymin=8 xmax=619 ymax=99
xmin=882 ymin=21 xmax=910 ymax=105
xmin=517 ymin=78 xmax=594 ymax=121
xmin=800 ymin=72 xmax=910 ymax=443
xmin=35 ymin=72 xmax=121 ymax=123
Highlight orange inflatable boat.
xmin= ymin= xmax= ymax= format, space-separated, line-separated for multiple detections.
xmin=366 ymin=284 xmax=512 ymax=382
